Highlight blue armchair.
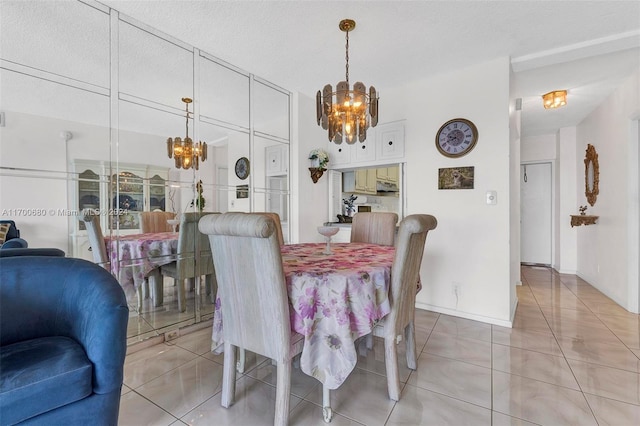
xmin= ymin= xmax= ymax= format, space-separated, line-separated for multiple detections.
xmin=0 ymin=256 xmax=129 ymax=425
xmin=0 ymin=220 xmax=28 ymax=249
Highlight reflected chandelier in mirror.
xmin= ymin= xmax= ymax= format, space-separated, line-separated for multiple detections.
xmin=584 ymin=144 xmax=599 ymax=206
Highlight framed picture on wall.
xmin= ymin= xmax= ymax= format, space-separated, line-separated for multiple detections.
xmin=438 ymin=166 xmax=475 ymax=190
xmin=236 ymin=184 xmax=249 ymax=198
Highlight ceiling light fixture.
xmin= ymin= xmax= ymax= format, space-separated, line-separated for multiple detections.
xmin=167 ymin=97 xmax=207 ymax=170
xmin=316 ymin=19 xmax=379 ymax=144
xmin=542 ymin=90 xmax=567 ymax=109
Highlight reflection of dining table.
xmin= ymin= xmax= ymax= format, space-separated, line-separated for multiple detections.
xmin=211 ymin=242 xmax=394 ymax=390
xmin=105 ymin=232 xmax=178 ymax=295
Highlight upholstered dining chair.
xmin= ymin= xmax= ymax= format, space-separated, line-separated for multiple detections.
xmin=247 ymin=212 xmax=285 ymax=246
xmin=79 ymin=211 xmax=160 ymax=311
xmin=160 ymin=212 xmax=218 ymax=312
xmin=372 ymin=214 xmax=437 ymax=401
xmin=198 ymin=212 xmax=304 ymax=425
xmin=350 ymin=212 xmax=398 ymax=246
xmin=139 ymin=211 xmax=176 ymax=233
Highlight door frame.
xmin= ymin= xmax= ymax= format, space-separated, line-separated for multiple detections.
xmin=520 ymin=160 xmax=556 ymax=267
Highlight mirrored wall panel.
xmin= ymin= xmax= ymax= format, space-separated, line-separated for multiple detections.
xmin=0 ymin=1 xmax=291 ymax=345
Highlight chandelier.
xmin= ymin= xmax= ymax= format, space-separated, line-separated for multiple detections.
xmin=316 ymin=19 xmax=379 ymax=144
xmin=167 ymin=97 xmax=207 ymax=170
xmin=542 ymin=90 xmax=567 ymax=109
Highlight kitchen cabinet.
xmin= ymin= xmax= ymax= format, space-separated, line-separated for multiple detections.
xmin=327 ymin=121 xmax=405 ymax=168
xmin=377 ymin=166 xmax=399 ymax=184
xmin=354 ymin=169 xmax=377 ymax=195
xmin=376 ymin=121 xmax=405 ymax=160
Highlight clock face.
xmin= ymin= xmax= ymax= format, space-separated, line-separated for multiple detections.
xmin=235 ymin=157 xmax=250 ymax=180
xmin=435 ymin=118 xmax=478 ymax=158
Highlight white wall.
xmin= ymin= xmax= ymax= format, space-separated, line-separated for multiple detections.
xmin=376 ymin=57 xmax=514 ymax=326
xmin=556 ymin=127 xmax=578 ymax=273
xmin=576 ymin=69 xmax=640 ymax=312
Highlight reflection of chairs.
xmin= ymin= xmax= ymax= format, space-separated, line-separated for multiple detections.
xmin=139 ymin=211 xmax=176 ymax=233
xmin=160 ymin=212 xmax=218 ymax=312
xmin=247 ymin=212 xmax=285 ymax=246
xmin=198 ymin=212 xmax=303 ymax=425
xmin=79 ymin=211 xmax=160 ymax=311
xmin=350 ymin=212 xmax=398 ymax=246
xmin=371 ymin=214 xmax=437 ymax=401
xmin=0 ymin=256 xmax=128 ymax=425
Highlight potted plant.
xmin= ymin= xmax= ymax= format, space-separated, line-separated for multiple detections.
xmin=308 ymin=148 xmax=329 ymax=169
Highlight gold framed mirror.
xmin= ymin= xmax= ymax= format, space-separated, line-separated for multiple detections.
xmin=584 ymin=144 xmax=599 ymax=206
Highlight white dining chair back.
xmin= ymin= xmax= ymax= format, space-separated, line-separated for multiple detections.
xmin=373 ymin=213 xmax=437 ymax=401
xmin=139 ymin=211 xmax=176 ymax=233
xmin=246 ymin=212 xmax=285 ymax=246
xmin=350 ymin=212 xmax=398 ymax=246
xmin=198 ymin=212 xmax=304 ymax=425
xmin=160 ymin=212 xmax=218 ymax=312
xmin=79 ymin=211 xmax=109 ymax=269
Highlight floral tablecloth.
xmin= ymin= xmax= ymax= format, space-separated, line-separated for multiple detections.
xmin=106 ymin=232 xmax=178 ymax=295
xmin=211 ymin=242 xmax=394 ymax=389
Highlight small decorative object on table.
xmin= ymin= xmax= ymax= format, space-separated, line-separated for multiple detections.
xmin=343 ymin=194 xmax=358 ymax=217
xmin=317 ymin=226 xmax=340 ymax=255
xmin=308 ymin=148 xmax=329 ymax=183
xmin=167 ymin=218 xmax=179 ymax=233
xmin=579 ymin=205 xmax=587 ymax=216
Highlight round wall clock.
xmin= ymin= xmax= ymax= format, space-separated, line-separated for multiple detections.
xmin=435 ymin=118 xmax=478 ymax=158
xmin=235 ymin=157 xmax=250 ymax=180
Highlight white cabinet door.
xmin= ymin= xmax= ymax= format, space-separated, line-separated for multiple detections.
xmin=327 ymin=141 xmax=351 ymax=166
xmin=353 ymin=139 xmax=376 ymax=163
xmin=377 ymin=122 xmax=405 ymax=160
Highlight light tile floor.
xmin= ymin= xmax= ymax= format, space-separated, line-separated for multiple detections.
xmin=119 ymin=266 xmax=640 ymax=425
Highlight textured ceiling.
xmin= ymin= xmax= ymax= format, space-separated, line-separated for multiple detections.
xmin=101 ymin=0 xmax=640 ymax=137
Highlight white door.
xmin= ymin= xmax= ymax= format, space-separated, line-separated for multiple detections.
xmin=521 ymin=163 xmax=552 ymax=265
xmin=216 ymin=167 xmax=228 ymax=213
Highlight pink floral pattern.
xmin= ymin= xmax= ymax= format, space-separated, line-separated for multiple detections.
xmin=106 ymin=232 xmax=178 ymax=296
xmin=212 ymin=242 xmax=394 ymax=389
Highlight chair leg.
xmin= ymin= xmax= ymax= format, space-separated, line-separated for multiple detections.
xmin=206 ymin=273 xmax=217 ymax=304
xmin=177 ymin=279 xmax=187 ymax=312
xmin=384 ymin=336 xmax=401 ymax=401
xmin=274 ymin=360 xmax=292 ymax=426
xmin=148 ymin=269 xmax=163 ymax=307
xmin=221 ymin=342 xmax=237 ymax=408
xmin=322 ymin=385 xmax=333 ymax=423
xmin=405 ymin=321 xmax=417 ymax=370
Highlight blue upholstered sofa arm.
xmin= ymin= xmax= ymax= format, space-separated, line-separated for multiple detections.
xmin=0 ymin=256 xmax=129 ymax=424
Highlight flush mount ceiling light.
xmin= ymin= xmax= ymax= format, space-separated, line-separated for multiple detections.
xmin=167 ymin=97 xmax=207 ymax=170
xmin=542 ymin=90 xmax=567 ymax=109
xmin=316 ymin=19 xmax=379 ymax=144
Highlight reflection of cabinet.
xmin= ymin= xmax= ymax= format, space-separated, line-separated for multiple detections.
xmin=265 ymin=144 xmax=288 ymax=176
xmin=73 ymin=160 xmax=169 ymax=235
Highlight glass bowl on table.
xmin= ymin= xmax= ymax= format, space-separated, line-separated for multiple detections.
xmin=317 ymin=225 xmax=340 ymax=255
xmin=167 ymin=218 xmax=180 ymax=233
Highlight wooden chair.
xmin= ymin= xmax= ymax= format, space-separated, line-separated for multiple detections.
xmin=198 ymin=212 xmax=304 ymax=425
xmin=371 ymin=214 xmax=437 ymax=401
xmin=160 ymin=212 xmax=218 ymax=312
xmin=139 ymin=211 xmax=176 ymax=233
xmin=350 ymin=212 xmax=398 ymax=246
xmin=247 ymin=212 xmax=285 ymax=246
xmin=79 ymin=211 xmax=161 ymax=311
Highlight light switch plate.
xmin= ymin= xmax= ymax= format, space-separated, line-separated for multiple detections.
xmin=486 ymin=190 xmax=497 ymax=205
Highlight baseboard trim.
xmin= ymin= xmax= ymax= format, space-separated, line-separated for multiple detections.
xmin=415 ymin=302 xmax=513 ymax=328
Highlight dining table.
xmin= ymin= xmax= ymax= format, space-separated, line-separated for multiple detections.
xmin=105 ymin=231 xmax=178 ymax=297
xmin=211 ymin=241 xmax=395 ymax=390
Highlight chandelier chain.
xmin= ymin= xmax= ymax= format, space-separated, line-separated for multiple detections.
xmin=344 ymin=29 xmax=349 ymax=85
